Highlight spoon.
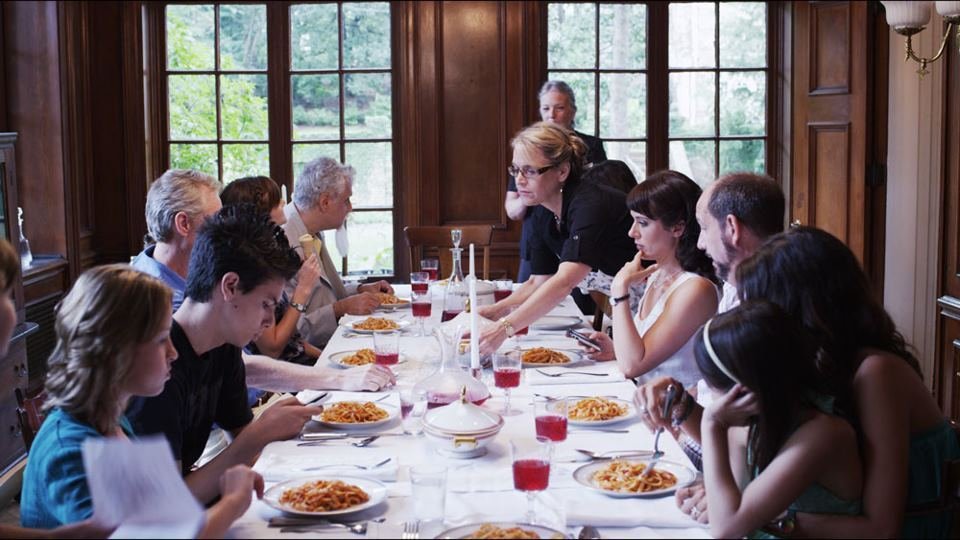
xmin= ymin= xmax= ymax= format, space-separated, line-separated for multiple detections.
xmin=301 ymin=457 xmax=392 ymax=471
xmin=352 ymin=435 xmax=379 ymax=447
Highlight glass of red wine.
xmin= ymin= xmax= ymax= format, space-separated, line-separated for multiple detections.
xmin=410 ymin=271 xmax=430 ymax=294
xmin=534 ymin=396 xmax=568 ymax=443
xmin=372 ymin=331 xmax=400 ymax=365
xmin=420 ymin=258 xmax=440 ymax=281
xmin=493 ymin=279 xmax=513 ymax=302
xmin=492 ymin=350 xmax=522 ymax=415
xmin=411 ymin=288 xmax=432 ymax=336
xmin=511 ymin=437 xmax=551 ymax=524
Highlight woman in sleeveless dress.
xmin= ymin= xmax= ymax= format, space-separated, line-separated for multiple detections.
xmin=585 ymin=170 xmax=718 ymax=388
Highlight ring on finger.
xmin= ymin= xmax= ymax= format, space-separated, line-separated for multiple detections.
xmin=690 ymin=507 xmax=701 ymax=519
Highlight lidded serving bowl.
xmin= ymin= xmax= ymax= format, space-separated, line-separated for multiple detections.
xmin=423 ymin=386 xmax=503 ymax=458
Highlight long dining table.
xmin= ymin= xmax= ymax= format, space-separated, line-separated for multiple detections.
xmin=229 ymin=284 xmax=711 ymax=539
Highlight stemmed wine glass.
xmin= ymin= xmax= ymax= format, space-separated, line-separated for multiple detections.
xmin=411 ymin=288 xmax=432 ymax=337
xmin=492 ymin=350 xmax=522 ymax=415
xmin=511 ymin=437 xmax=551 ymax=524
xmin=411 ymin=271 xmax=430 ymax=294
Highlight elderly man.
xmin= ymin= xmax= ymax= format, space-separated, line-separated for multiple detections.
xmin=132 ymin=169 xmax=394 ymax=392
xmin=282 ymin=157 xmax=393 ymax=348
xmin=634 ymin=172 xmax=785 ymax=524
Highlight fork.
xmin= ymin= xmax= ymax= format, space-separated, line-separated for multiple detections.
xmin=534 ymin=369 xmax=609 ymax=377
xmin=641 ymin=384 xmax=678 ymax=479
xmin=277 ymin=521 xmax=369 ymax=535
xmin=301 ymin=457 xmax=392 ymax=471
xmin=401 ymin=520 xmax=420 ymax=540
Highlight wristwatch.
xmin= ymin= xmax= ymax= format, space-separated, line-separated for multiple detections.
xmin=609 ymin=293 xmax=631 ymax=307
xmin=290 ymin=301 xmax=308 ymax=313
xmin=498 ymin=317 xmax=516 ymax=338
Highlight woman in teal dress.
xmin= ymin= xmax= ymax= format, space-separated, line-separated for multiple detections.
xmin=737 ymin=226 xmax=960 ymax=537
xmin=695 ymin=300 xmax=862 ymax=539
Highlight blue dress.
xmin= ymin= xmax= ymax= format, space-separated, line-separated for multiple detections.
xmin=901 ymin=419 xmax=960 ymax=538
xmin=20 ymin=408 xmax=135 ymax=528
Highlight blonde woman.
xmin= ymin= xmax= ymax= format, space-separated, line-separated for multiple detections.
xmin=478 ymin=122 xmax=636 ymax=354
xmin=19 ymin=265 xmax=261 ymax=536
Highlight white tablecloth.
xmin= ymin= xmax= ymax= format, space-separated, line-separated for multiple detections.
xmin=229 ymin=285 xmax=710 ymax=539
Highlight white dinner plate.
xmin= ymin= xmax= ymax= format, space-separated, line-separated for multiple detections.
xmin=572 ymin=458 xmax=696 ymax=498
xmin=327 ymin=349 xmax=409 ymax=369
xmin=531 ymin=315 xmax=583 ymax=331
xmin=313 ymin=401 xmax=399 ymax=430
xmin=263 ymin=475 xmax=387 ymax=516
xmin=346 ymin=318 xmax=412 ymax=334
xmin=566 ymin=397 xmax=635 ymax=426
xmin=519 ymin=347 xmax=582 ymax=368
xmin=376 ymin=299 xmax=411 ymax=312
xmin=435 ymin=522 xmax=569 ymax=539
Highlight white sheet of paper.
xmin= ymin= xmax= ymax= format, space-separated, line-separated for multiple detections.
xmin=82 ymin=435 xmax=205 ymax=539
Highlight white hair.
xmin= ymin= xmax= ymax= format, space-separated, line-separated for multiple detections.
xmin=144 ymin=169 xmax=220 ymax=243
xmin=294 ymin=157 xmax=355 ymax=209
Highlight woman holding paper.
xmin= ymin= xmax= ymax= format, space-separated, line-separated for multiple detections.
xmin=18 ymin=264 xmax=262 ymax=536
xmin=477 ymin=122 xmax=636 ymax=355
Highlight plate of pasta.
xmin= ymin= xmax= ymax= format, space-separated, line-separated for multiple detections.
xmin=328 ymin=349 xmax=408 ymax=368
xmin=573 ymin=458 xmax=696 ymax=498
xmin=436 ymin=522 xmax=568 ymax=539
xmin=314 ymin=400 xmax=398 ymax=429
xmin=346 ymin=317 xmax=412 ymax=333
xmin=374 ymin=292 xmax=411 ymax=311
xmin=264 ymin=476 xmax=387 ymax=516
xmin=566 ymin=397 xmax=634 ymax=426
xmin=519 ymin=347 xmax=580 ymax=367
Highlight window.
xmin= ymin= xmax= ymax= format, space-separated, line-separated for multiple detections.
xmin=547 ymin=2 xmax=769 ymax=186
xmin=161 ymin=2 xmax=395 ymax=275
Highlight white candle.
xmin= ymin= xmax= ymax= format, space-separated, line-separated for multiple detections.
xmin=469 ymin=243 xmax=475 ymax=277
xmin=469 ymin=276 xmax=480 ymax=370
xmin=281 ymin=184 xmax=288 ymax=204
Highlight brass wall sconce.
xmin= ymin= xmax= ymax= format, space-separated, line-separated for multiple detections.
xmin=882 ymin=1 xmax=960 ymax=77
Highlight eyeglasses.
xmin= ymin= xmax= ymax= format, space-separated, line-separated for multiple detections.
xmin=507 ymin=164 xmax=555 ymax=179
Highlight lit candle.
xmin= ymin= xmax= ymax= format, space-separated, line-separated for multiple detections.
xmin=469 ymin=276 xmax=480 ymax=370
xmin=469 ymin=243 xmax=475 ymax=277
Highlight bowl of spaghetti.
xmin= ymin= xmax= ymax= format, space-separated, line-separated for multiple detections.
xmin=436 ymin=522 xmax=568 ymax=539
xmin=566 ymin=397 xmax=634 ymax=426
xmin=348 ymin=317 xmax=411 ymax=333
xmin=264 ymin=476 xmax=387 ymax=516
xmin=519 ymin=347 xmax=580 ymax=367
xmin=572 ymin=458 xmax=696 ymax=498
xmin=314 ymin=400 xmax=398 ymax=429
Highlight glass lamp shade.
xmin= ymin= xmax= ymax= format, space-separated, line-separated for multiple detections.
xmin=882 ymin=1 xmax=933 ymax=33
xmin=935 ymin=1 xmax=960 ymax=21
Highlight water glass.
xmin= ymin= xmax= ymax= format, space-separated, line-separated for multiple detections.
xmin=373 ymin=331 xmax=400 ymax=365
xmin=399 ymin=385 xmax=427 ymax=435
xmin=534 ymin=397 xmax=568 ymax=442
xmin=493 ymin=279 xmax=513 ymax=302
xmin=411 ymin=271 xmax=430 ymax=294
xmin=511 ymin=438 xmax=551 ymax=524
xmin=411 ymin=288 xmax=432 ymax=336
xmin=492 ymin=350 xmax=522 ymax=415
xmin=420 ymin=258 xmax=440 ymax=281
xmin=410 ymin=465 xmax=447 ymax=523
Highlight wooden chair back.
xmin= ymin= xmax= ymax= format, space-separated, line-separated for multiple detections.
xmin=15 ymin=387 xmax=46 ymax=452
xmin=903 ymin=420 xmax=960 ymax=536
xmin=404 ymin=225 xmax=494 ymax=280
xmin=589 ymin=290 xmax=611 ymax=331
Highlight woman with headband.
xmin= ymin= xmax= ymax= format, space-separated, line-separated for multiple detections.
xmin=695 ymin=300 xmax=862 ymax=539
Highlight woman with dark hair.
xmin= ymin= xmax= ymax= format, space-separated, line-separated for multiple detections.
xmin=736 ymin=226 xmax=959 ymax=537
xmin=221 ymin=176 xmax=285 ymax=226
xmin=586 ymin=170 xmax=718 ymax=387
xmin=478 ymin=121 xmax=635 ymax=355
xmin=695 ymin=300 xmax=862 ymax=538
xmin=582 ymin=159 xmax=638 ymax=194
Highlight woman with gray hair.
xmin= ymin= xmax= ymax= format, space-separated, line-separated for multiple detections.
xmin=506 ymin=81 xmax=607 ymax=302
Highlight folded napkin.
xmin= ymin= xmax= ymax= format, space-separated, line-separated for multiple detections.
xmin=564 ymin=493 xmax=707 ymax=529
xmin=526 ymin=367 xmax=626 ymax=386
xmin=254 ymin=452 xmax=398 ymax=482
xmin=444 ymin=491 xmax=566 ymax=532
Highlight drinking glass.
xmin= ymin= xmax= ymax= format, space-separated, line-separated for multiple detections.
xmin=511 ymin=438 xmax=551 ymax=524
xmin=492 ymin=350 xmax=522 ymax=415
xmin=373 ymin=331 xmax=400 ymax=365
xmin=411 ymin=271 xmax=430 ymax=294
xmin=493 ymin=279 xmax=513 ymax=302
xmin=420 ymin=258 xmax=440 ymax=281
xmin=399 ymin=385 xmax=427 ymax=435
xmin=411 ymin=288 xmax=432 ymax=337
xmin=410 ymin=465 xmax=447 ymax=524
xmin=534 ymin=396 xmax=568 ymax=443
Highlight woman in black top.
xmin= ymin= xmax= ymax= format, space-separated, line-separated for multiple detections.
xmin=479 ymin=122 xmax=635 ymax=355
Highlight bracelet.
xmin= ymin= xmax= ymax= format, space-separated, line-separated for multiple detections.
xmin=290 ymin=301 xmax=308 ymax=313
xmin=609 ymin=293 xmax=630 ymax=307
xmin=498 ymin=317 xmax=516 ymax=338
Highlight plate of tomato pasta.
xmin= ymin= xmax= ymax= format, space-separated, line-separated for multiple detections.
xmin=573 ymin=458 xmax=695 ymax=498
xmin=313 ymin=400 xmax=398 ymax=430
xmin=565 ymin=397 xmax=634 ymax=426
xmin=263 ymin=476 xmax=387 ymax=516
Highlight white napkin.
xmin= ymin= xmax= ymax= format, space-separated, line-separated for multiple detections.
xmin=254 ymin=451 xmax=399 ymax=482
xmin=444 ymin=491 xmax=566 ymax=532
xmin=564 ymin=494 xmax=707 ymax=529
xmin=526 ymin=367 xmax=626 ymax=386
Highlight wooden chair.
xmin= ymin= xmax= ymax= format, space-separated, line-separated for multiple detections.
xmin=15 ymin=387 xmax=46 ymax=452
xmin=404 ymin=225 xmax=494 ymax=280
xmin=589 ymin=290 xmax=611 ymax=332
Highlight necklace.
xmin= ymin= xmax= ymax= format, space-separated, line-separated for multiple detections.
xmin=651 ymin=267 xmax=683 ymax=292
